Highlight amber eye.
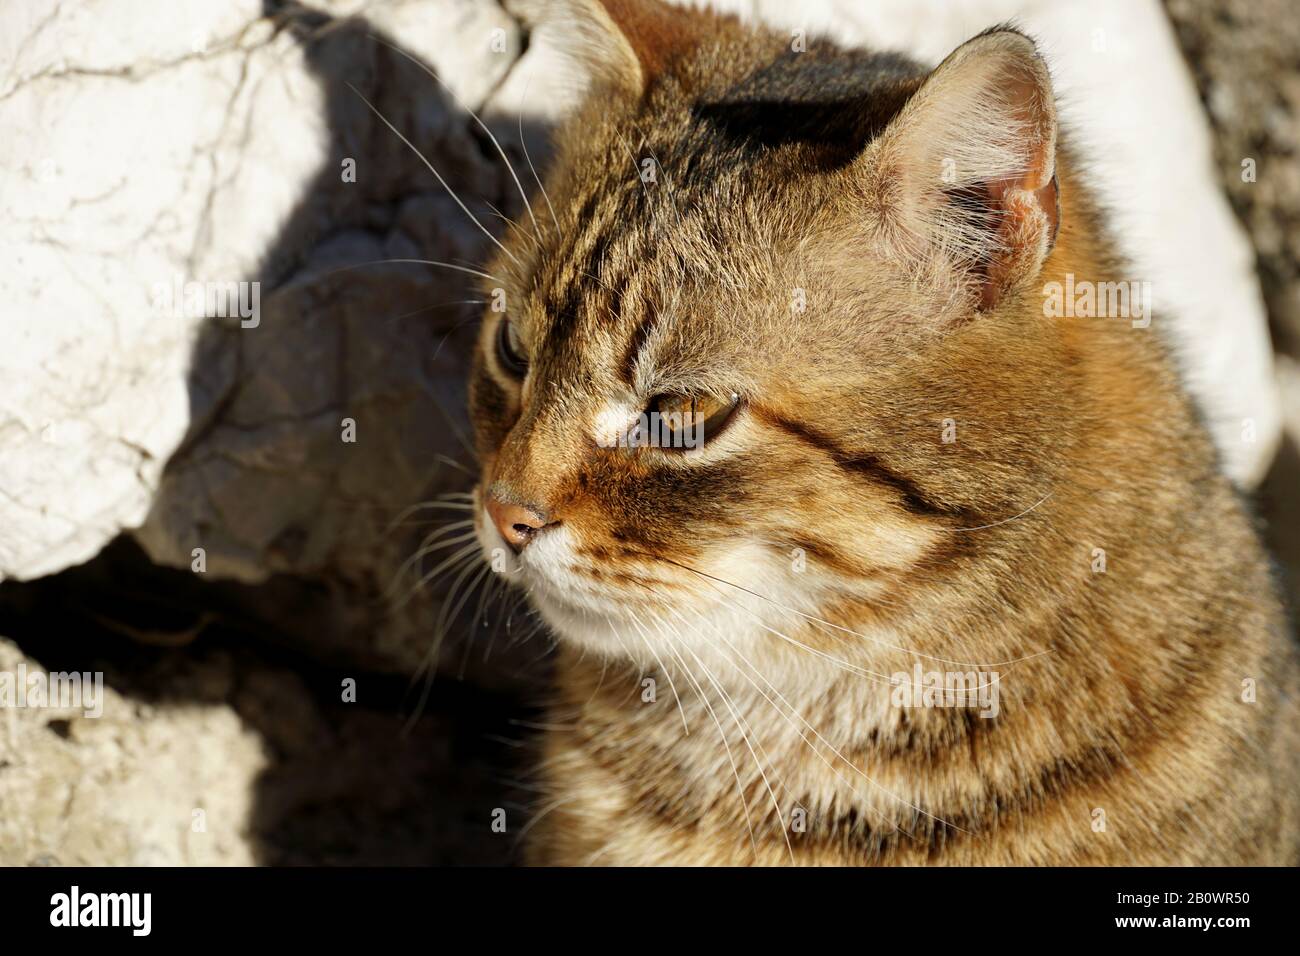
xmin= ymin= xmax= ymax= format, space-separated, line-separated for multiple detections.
xmin=495 ymin=318 xmax=528 ymax=377
xmin=637 ymin=392 xmax=741 ymax=451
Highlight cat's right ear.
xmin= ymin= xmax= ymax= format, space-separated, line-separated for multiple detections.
xmin=544 ymin=0 xmax=704 ymax=98
xmin=857 ymin=29 xmax=1059 ymax=312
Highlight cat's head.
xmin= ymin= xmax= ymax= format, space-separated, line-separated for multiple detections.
xmin=468 ymin=0 xmax=1060 ymax=663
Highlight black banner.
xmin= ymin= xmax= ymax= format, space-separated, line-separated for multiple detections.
xmin=0 ymin=866 xmax=1280 ymax=942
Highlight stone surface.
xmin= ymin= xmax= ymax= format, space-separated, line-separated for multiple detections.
xmin=0 ymin=596 xmax=528 ymax=866
xmin=1 ymin=0 xmax=282 ymax=581
xmin=0 ymin=636 xmax=266 ymax=866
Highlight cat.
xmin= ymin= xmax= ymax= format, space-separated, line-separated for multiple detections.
xmin=465 ymin=0 xmax=1300 ymax=864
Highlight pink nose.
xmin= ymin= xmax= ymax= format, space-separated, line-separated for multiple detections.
xmin=486 ymin=496 xmax=555 ymax=552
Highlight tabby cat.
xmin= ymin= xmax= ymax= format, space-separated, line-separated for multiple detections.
xmin=466 ymin=0 xmax=1300 ymax=865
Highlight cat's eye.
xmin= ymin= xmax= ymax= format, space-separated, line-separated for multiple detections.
xmin=495 ymin=318 xmax=528 ymax=377
xmin=639 ymin=392 xmax=742 ymax=451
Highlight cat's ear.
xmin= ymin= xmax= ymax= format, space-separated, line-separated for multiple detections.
xmin=546 ymin=0 xmax=705 ymax=97
xmin=860 ymin=29 xmax=1059 ymax=310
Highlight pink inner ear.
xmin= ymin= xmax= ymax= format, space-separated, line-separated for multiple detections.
xmin=976 ymin=52 xmax=1060 ymax=307
xmin=977 ymin=170 xmax=1059 ymax=311
xmin=975 ymin=59 xmax=1059 ymax=309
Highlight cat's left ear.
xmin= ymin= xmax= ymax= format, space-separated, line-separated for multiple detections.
xmin=859 ymin=29 xmax=1059 ymax=311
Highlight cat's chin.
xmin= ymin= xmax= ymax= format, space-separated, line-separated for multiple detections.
xmin=526 ymin=589 xmax=623 ymax=643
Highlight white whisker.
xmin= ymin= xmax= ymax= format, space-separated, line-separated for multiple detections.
xmin=663 ymin=614 xmax=794 ymax=863
xmin=346 ymin=82 xmax=521 ymax=267
xmin=368 ymin=33 xmax=544 ymax=248
xmin=641 ymin=616 xmax=758 ymax=860
xmin=317 ymin=256 xmax=499 ymax=283
xmin=516 ymin=68 xmax=560 ymax=237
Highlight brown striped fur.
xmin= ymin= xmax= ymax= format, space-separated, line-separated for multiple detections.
xmin=466 ymin=0 xmax=1300 ymax=865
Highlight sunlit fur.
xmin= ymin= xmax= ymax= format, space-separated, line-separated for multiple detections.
xmin=466 ymin=1 xmax=1300 ymax=864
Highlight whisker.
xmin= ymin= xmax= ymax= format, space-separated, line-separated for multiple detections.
xmin=436 ymin=451 xmax=479 ymax=476
xmin=663 ymin=616 xmax=794 ymax=862
xmin=687 ymin=598 xmax=970 ymax=839
xmin=393 ymin=540 xmax=482 ymax=609
xmin=383 ymin=298 xmax=485 ymax=323
xmin=405 ymin=560 xmax=492 ymax=731
xmin=650 ymin=550 xmax=1044 ymax=670
xmin=950 ymin=491 xmax=1053 ymax=532
xmin=424 ymin=394 xmax=477 ymax=463
xmin=315 ymin=256 xmax=498 ymax=283
xmin=624 ymin=614 xmax=689 ymax=736
xmin=650 ymin=600 xmax=907 ymax=843
xmin=683 ymin=606 xmax=905 ymax=840
xmin=515 ymin=795 xmax=573 ymax=845
xmin=368 ymin=32 xmax=544 ymax=247
xmin=637 ymin=615 xmax=758 ymax=859
xmin=461 ymin=572 xmax=505 ymax=678
xmin=613 ymin=127 xmax=657 ymax=231
xmin=386 ymin=523 xmax=478 ymax=596
xmin=630 ymin=121 xmax=685 ymax=237
xmin=516 ymin=68 xmax=560 ymax=236
xmin=385 ymin=499 xmax=474 ymax=533
xmin=484 ymin=199 xmax=541 ymax=254
xmin=697 ymin=569 xmax=1005 ymax=693
xmin=346 ymin=81 xmax=521 ymax=267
